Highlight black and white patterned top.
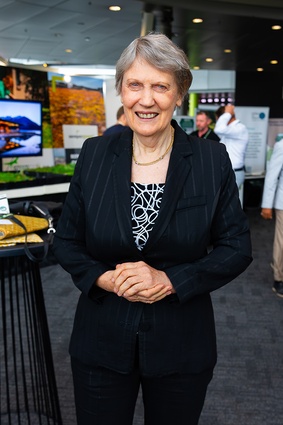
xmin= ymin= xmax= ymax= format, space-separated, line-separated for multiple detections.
xmin=131 ymin=182 xmax=165 ymax=251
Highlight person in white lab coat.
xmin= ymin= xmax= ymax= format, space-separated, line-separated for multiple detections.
xmin=261 ymin=139 xmax=283 ymax=298
xmin=215 ymin=104 xmax=249 ymax=189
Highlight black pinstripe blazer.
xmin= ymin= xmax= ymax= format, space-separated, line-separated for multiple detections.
xmin=52 ymin=120 xmax=252 ymax=376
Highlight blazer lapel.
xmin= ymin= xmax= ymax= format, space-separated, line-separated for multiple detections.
xmin=143 ymin=125 xmax=193 ymax=253
xmin=112 ymin=133 xmax=141 ymax=252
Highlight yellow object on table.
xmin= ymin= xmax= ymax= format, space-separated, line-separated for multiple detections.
xmin=0 ymin=233 xmax=44 ymax=247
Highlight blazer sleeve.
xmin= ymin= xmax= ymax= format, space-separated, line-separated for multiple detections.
xmin=165 ymin=145 xmax=252 ymax=304
xmin=52 ymin=139 xmax=111 ymax=300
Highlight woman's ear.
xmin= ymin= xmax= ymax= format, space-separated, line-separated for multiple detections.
xmin=176 ymin=94 xmax=183 ymax=107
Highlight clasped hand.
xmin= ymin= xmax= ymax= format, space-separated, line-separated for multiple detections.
xmin=110 ymin=261 xmax=174 ymax=303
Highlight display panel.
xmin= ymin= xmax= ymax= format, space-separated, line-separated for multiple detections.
xmin=0 ymin=99 xmax=42 ymax=158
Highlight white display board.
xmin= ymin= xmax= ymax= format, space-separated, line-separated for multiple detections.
xmin=62 ymin=124 xmax=98 ymax=164
xmin=235 ymin=106 xmax=269 ymax=176
xmin=63 ymin=124 xmax=98 ymax=148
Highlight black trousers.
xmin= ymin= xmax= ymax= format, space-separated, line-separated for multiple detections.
xmin=71 ymin=357 xmax=213 ymax=425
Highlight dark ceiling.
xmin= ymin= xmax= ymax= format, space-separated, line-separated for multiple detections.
xmin=0 ymin=0 xmax=283 ymax=74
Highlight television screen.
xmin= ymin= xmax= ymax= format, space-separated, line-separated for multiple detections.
xmin=0 ymin=98 xmax=42 ymax=158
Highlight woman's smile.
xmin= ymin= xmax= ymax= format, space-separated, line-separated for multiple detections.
xmin=135 ymin=112 xmax=159 ymax=119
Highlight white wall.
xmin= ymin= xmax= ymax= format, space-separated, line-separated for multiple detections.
xmin=103 ymin=78 xmax=123 ymax=128
xmin=190 ymin=70 xmax=236 ymax=93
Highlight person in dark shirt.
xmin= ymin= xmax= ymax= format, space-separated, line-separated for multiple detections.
xmin=103 ymin=105 xmax=129 ymax=135
xmin=190 ymin=110 xmax=220 ymax=141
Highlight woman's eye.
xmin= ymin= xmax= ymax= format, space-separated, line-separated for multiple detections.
xmin=153 ymin=84 xmax=168 ymax=92
xmin=128 ymin=82 xmax=141 ymax=90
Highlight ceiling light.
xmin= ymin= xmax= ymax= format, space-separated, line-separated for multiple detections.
xmin=270 ymin=60 xmax=278 ymax=64
xmin=224 ymin=49 xmax=232 ymax=53
xmin=192 ymin=18 xmax=203 ymax=24
xmin=193 ymin=66 xmax=200 ymax=70
xmin=65 ymin=49 xmax=72 ymax=53
xmin=43 ymin=63 xmax=48 ymax=68
xmin=64 ymin=75 xmax=72 ymax=83
xmin=9 ymin=58 xmax=46 ymax=65
xmin=272 ymin=25 xmax=281 ymax=30
xmin=0 ymin=56 xmax=8 ymax=66
xmin=257 ymin=67 xmax=264 ymax=72
xmin=205 ymin=58 xmax=213 ymax=62
xmin=109 ymin=5 xmax=121 ymax=11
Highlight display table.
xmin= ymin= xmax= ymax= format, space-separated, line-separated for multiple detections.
xmin=0 ymin=244 xmax=62 ymax=424
xmin=1 ymin=182 xmax=70 ymax=200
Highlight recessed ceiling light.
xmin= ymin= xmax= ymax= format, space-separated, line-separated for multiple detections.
xmin=192 ymin=18 xmax=203 ymax=24
xmin=65 ymin=49 xmax=72 ymax=53
xmin=224 ymin=49 xmax=232 ymax=53
xmin=272 ymin=25 xmax=281 ymax=30
xmin=64 ymin=75 xmax=72 ymax=83
xmin=43 ymin=63 xmax=48 ymax=68
xmin=257 ymin=67 xmax=264 ymax=72
xmin=193 ymin=66 xmax=200 ymax=70
xmin=109 ymin=5 xmax=121 ymax=11
xmin=205 ymin=58 xmax=213 ymax=62
xmin=270 ymin=60 xmax=278 ymax=64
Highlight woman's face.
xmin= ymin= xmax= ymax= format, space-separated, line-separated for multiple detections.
xmin=120 ymin=58 xmax=182 ymax=139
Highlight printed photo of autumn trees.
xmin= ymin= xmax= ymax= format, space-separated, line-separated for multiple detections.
xmin=48 ymin=74 xmax=106 ymax=148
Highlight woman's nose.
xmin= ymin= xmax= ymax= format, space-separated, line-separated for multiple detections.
xmin=139 ymin=87 xmax=155 ymax=106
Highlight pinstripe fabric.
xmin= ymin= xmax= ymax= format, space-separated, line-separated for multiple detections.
xmin=52 ymin=120 xmax=252 ymax=376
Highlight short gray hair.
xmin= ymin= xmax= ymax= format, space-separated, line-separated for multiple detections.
xmin=115 ymin=32 xmax=193 ymax=99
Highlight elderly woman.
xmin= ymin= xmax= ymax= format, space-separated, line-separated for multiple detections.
xmin=52 ymin=32 xmax=252 ymax=425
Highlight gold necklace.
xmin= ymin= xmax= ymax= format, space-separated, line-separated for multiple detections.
xmin=132 ymin=127 xmax=174 ymax=166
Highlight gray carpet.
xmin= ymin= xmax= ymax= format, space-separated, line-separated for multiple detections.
xmin=40 ymin=207 xmax=283 ymax=425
